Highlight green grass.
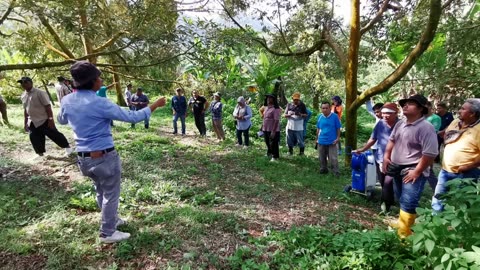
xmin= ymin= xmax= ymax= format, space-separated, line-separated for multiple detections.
xmin=0 ymin=103 xmax=437 ymax=269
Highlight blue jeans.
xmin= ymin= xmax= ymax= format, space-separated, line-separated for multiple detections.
xmin=393 ymin=172 xmax=427 ymax=214
xmin=287 ymin=129 xmax=304 ymax=148
xmin=77 ymin=150 xmax=122 ymax=237
xmin=431 ymin=168 xmax=480 ymax=212
xmin=173 ymin=113 xmax=186 ymax=134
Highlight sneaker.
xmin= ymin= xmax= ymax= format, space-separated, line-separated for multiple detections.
xmin=99 ymin=230 xmax=130 ymax=243
xmin=243 ymin=145 xmax=248 ymax=149
xmin=116 ymin=218 xmax=126 ymax=227
xmin=235 ymin=143 xmax=241 ymax=147
xmin=64 ymin=147 xmax=74 ymax=157
xmin=270 ymin=158 xmax=277 ymax=162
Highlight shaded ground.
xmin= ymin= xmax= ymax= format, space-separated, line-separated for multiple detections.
xmin=0 ymin=104 xmax=391 ymax=269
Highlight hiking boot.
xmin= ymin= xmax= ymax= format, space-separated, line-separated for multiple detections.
xmin=99 ymin=230 xmax=130 ymax=244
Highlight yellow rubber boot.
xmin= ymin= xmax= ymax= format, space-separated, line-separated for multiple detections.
xmin=397 ymin=210 xmax=416 ymax=238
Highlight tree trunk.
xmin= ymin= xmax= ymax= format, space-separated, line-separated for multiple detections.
xmin=344 ymin=0 xmax=361 ymax=166
xmin=312 ymin=90 xmax=319 ymax=111
xmin=112 ymin=66 xmax=126 ymax=106
xmin=41 ymin=80 xmax=55 ymax=106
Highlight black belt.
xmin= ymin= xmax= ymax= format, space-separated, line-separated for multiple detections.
xmin=78 ymin=147 xmax=115 ymax=158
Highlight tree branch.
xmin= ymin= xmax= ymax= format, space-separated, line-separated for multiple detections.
xmin=323 ymin=30 xmax=347 ymax=71
xmin=0 ymin=0 xmax=16 ymax=26
xmin=441 ymin=0 xmax=455 ymax=10
xmin=44 ymin=40 xmax=71 ymax=59
xmin=93 ymin=31 xmax=129 ymax=53
xmin=352 ymin=0 xmax=442 ymax=110
xmin=0 ymin=42 xmax=134 ymax=71
xmin=102 ymin=68 xmax=182 ymax=85
xmin=222 ymin=2 xmax=324 ymax=57
xmin=360 ymin=0 xmax=391 ymax=36
xmin=36 ymin=13 xmax=76 ymax=59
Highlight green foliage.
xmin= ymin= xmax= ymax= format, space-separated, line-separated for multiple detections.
xmin=228 ymin=178 xmax=480 ymax=269
xmin=410 ymin=178 xmax=480 ymax=269
xmin=228 ymin=227 xmax=407 ymax=269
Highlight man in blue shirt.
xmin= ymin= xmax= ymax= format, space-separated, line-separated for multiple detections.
xmin=131 ymin=87 xmax=150 ymax=129
xmin=316 ymin=101 xmax=342 ymax=176
xmin=171 ymin=88 xmax=187 ymax=135
xmin=58 ymin=61 xmax=166 ymax=243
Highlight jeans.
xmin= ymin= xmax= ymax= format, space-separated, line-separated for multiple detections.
xmin=194 ymin=113 xmax=206 ymax=135
xmin=317 ymin=144 xmax=339 ymax=175
xmin=77 ymin=150 xmax=122 ymax=237
xmin=264 ymin=131 xmax=280 ymax=158
xmin=173 ymin=113 xmax=186 ymax=134
xmin=426 ymin=166 xmax=438 ymax=191
xmin=287 ymin=129 xmax=304 ymax=148
xmin=392 ymin=172 xmax=427 ymax=214
xmin=431 ymin=168 xmax=480 ymax=212
xmin=236 ymin=126 xmax=250 ymax=146
xmin=29 ymin=121 xmax=70 ymax=154
xmin=131 ymin=117 xmax=149 ymax=128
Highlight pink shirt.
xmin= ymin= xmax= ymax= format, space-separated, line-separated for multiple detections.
xmin=262 ymin=106 xmax=282 ymax=132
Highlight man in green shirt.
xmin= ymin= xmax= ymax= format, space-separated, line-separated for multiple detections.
xmin=426 ymin=101 xmax=441 ymax=132
xmin=425 ymin=101 xmax=441 ymax=191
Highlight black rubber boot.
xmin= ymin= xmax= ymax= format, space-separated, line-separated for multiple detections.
xmin=299 ymin=147 xmax=305 ymax=156
xmin=288 ymin=147 xmax=293 ymax=155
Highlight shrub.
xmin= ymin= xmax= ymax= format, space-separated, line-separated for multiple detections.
xmin=410 ymin=178 xmax=480 ymax=269
xmin=227 ymin=179 xmax=480 ymax=269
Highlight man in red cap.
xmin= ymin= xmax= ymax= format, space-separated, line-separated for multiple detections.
xmin=383 ymin=94 xmax=438 ymax=238
xmin=353 ymin=102 xmax=400 ymax=214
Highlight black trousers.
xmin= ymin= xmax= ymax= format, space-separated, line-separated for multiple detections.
xmin=264 ymin=131 xmax=280 ymax=158
xmin=236 ymin=126 xmax=251 ymax=146
xmin=194 ymin=113 xmax=206 ymax=135
xmin=29 ymin=121 xmax=70 ymax=154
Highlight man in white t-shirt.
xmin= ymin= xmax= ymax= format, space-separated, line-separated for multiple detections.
xmin=285 ymin=92 xmax=308 ymax=155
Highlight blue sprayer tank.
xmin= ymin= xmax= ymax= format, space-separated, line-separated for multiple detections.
xmin=351 ymin=151 xmax=376 ymax=192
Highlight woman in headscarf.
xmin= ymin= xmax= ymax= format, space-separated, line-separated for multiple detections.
xmin=233 ymin=96 xmax=252 ymax=147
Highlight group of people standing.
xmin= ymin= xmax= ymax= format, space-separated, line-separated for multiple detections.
xmin=354 ymin=94 xmax=479 ymax=238
xmin=7 ymin=63 xmax=479 ymax=244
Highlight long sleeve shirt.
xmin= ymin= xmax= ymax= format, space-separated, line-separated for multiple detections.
xmin=233 ymin=105 xmax=252 ymax=130
xmin=57 ymin=90 xmax=151 ymax=152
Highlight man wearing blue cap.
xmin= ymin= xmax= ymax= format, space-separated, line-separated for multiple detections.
xmin=58 ymin=61 xmax=166 ymax=243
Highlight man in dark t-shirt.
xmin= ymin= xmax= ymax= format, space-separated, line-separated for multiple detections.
xmin=171 ymin=88 xmax=187 ymax=135
xmin=435 ymin=102 xmax=454 ymax=162
xmin=131 ymin=87 xmax=150 ymax=129
xmin=188 ymin=90 xmax=209 ymax=136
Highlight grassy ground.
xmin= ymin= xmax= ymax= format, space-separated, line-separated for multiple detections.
xmin=0 ymin=102 xmax=436 ymax=269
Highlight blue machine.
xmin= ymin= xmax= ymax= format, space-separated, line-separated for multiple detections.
xmin=345 ymin=151 xmax=377 ymax=199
